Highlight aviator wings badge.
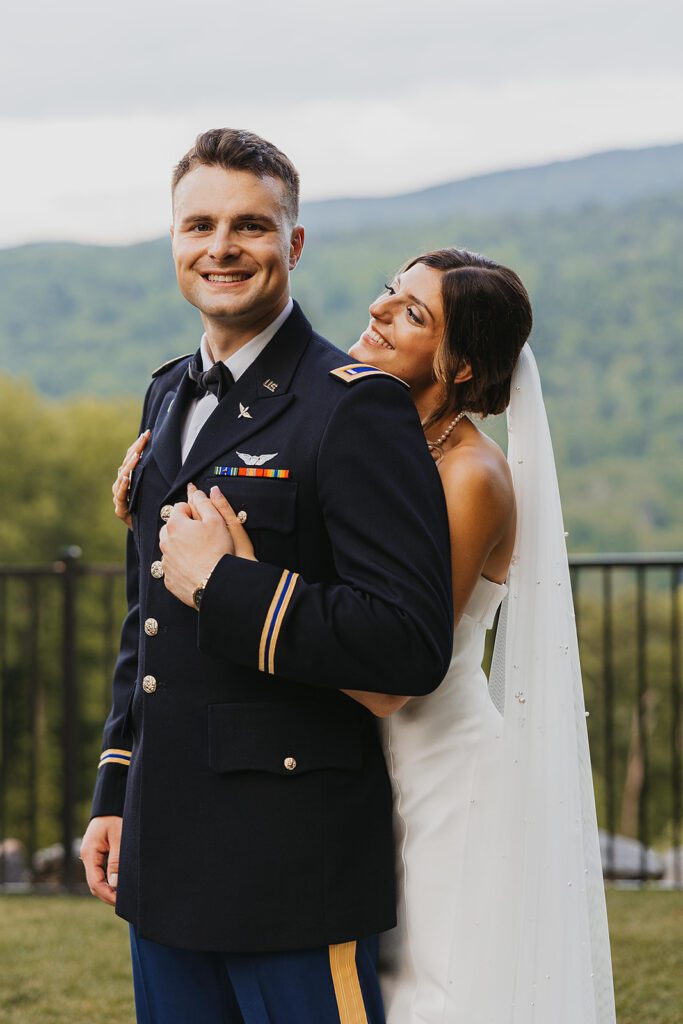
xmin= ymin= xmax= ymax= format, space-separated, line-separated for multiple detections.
xmin=236 ymin=452 xmax=278 ymax=466
xmin=238 ymin=403 xmax=252 ymax=419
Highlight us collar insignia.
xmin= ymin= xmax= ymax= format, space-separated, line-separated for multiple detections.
xmin=213 ymin=466 xmax=290 ymax=479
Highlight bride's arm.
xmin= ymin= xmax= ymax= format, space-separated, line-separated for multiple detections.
xmin=204 ymin=489 xmax=412 ymax=718
xmin=438 ymin=446 xmax=515 ymax=625
xmin=343 ymin=450 xmax=515 ymax=716
xmin=340 ymin=689 xmax=410 ymax=717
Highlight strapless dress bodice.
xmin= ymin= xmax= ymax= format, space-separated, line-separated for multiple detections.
xmin=460 ymin=574 xmax=508 ymax=629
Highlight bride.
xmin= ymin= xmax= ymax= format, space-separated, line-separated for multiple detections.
xmin=348 ymin=249 xmax=616 ymax=1023
xmin=113 ymin=247 xmax=615 ymax=1023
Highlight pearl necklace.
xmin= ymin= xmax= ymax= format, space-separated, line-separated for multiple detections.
xmin=426 ymin=410 xmax=467 ymax=455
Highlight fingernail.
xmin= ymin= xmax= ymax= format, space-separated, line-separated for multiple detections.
xmin=210 ymin=486 xmax=221 ymax=497
xmin=109 ymin=873 xmax=118 ymax=888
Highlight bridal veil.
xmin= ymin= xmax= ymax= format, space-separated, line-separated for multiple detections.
xmin=444 ymin=345 xmax=616 ymax=1022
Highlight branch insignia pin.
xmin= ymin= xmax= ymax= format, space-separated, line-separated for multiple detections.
xmin=238 ymin=403 xmax=252 ymax=419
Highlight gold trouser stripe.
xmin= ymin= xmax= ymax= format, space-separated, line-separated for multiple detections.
xmin=267 ymin=572 xmax=299 ymax=675
xmin=258 ymin=571 xmax=289 ymax=672
xmin=329 ymin=941 xmax=369 ymax=1024
xmin=98 ymin=757 xmax=131 ymax=768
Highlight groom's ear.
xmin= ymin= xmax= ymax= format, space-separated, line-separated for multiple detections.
xmin=289 ymin=225 xmax=305 ymax=270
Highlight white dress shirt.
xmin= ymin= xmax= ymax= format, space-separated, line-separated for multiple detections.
xmin=179 ymin=298 xmax=293 ymax=464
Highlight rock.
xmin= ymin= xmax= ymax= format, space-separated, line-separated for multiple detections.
xmin=661 ymin=846 xmax=683 ymax=884
xmin=32 ymin=838 xmax=86 ymax=884
xmin=599 ymin=829 xmax=664 ymax=880
xmin=0 ymin=838 xmax=29 ymax=884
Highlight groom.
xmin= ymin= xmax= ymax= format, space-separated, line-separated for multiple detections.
xmin=81 ymin=128 xmax=453 ymax=1023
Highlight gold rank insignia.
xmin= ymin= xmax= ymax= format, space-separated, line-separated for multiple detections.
xmin=329 ymin=363 xmax=409 ymax=388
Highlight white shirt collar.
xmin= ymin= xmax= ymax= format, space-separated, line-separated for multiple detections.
xmin=199 ymin=297 xmax=294 ymax=381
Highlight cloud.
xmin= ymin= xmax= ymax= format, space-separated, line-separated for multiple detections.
xmin=1 ymin=72 xmax=681 ymax=247
xmin=2 ymin=0 xmax=681 ymax=117
xmin=2 ymin=0 xmax=681 ymax=246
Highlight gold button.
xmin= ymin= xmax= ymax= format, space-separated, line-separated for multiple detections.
xmin=237 ymin=510 xmax=248 ymax=524
xmin=144 ymin=618 xmax=159 ymax=637
xmin=160 ymin=504 xmax=174 ymax=522
xmin=284 ymin=756 xmax=297 ymax=771
xmin=150 ymin=560 xmax=164 ymax=579
xmin=142 ymin=675 xmax=157 ymax=694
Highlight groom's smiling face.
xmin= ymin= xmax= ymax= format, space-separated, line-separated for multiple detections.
xmin=171 ymin=164 xmax=304 ymax=329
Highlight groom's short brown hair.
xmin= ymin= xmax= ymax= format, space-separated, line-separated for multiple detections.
xmin=172 ymin=128 xmax=300 ymax=225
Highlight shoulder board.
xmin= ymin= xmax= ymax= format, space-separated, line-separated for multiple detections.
xmin=152 ymin=353 xmax=192 ymax=379
xmin=329 ymin=363 xmax=409 ymax=389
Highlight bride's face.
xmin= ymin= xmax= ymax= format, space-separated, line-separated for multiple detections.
xmin=349 ymin=263 xmax=445 ymax=388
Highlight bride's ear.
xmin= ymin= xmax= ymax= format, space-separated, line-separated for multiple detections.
xmin=454 ymin=361 xmax=473 ymax=384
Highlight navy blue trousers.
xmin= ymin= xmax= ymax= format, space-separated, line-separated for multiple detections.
xmin=129 ymin=925 xmax=386 ymax=1024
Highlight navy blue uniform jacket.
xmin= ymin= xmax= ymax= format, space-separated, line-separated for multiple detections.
xmin=91 ymin=302 xmax=453 ymax=951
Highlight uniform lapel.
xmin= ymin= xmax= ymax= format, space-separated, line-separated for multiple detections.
xmin=167 ymin=302 xmax=312 ymax=498
xmin=148 ymin=369 xmax=196 ymax=487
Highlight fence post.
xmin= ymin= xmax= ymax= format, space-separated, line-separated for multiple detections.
xmin=60 ymin=546 xmax=81 ymax=892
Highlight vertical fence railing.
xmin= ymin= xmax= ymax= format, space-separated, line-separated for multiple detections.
xmin=672 ymin=569 xmax=682 ymax=885
xmin=570 ymin=553 xmax=683 ymax=886
xmin=0 ymin=552 xmax=681 ymax=890
xmin=0 ymin=575 xmax=7 ymax=887
xmin=60 ymin=548 xmax=81 ymax=893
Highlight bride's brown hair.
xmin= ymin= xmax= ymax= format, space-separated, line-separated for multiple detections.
xmin=403 ymin=249 xmax=533 ymax=431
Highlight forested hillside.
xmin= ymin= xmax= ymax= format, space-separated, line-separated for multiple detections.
xmin=0 ymin=146 xmax=682 ymax=553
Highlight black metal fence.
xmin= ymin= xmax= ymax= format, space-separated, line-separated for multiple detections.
xmin=1 ymin=551 xmax=681 ymax=891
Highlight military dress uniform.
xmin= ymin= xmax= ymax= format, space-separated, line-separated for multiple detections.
xmin=91 ymin=301 xmax=453 ymax=1023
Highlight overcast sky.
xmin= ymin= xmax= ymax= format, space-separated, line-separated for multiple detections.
xmin=2 ymin=0 xmax=681 ymax=247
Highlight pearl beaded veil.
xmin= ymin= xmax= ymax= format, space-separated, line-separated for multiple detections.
xmin=444 ymin=346 xmax=616 ymax=1022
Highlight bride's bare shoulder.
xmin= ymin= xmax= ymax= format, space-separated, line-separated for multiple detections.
xmin=437 ymin=424 xmax=514 ymax=517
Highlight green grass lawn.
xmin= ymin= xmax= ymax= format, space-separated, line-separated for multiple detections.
xmin=0 ymin=889 xmax=681 ymax=1022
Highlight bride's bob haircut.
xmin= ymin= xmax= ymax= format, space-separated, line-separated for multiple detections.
xmin=404 ymin=249 xmax=533 ymax=428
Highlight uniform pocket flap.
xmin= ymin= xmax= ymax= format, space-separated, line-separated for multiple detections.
xmin=203 ymin=479 xmax=297 ymax=534
xmin=207 ymin=700 xmax=363 ymax=775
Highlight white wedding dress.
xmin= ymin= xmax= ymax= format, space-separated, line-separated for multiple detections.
xmin=378 ymin=346 xmax=616 ymax=1023
xmin=379 ymin=576 xmax=507 ymax=1023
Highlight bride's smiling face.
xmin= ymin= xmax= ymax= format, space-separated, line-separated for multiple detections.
xmin=349 ymin=262 xmax=445 ymax=388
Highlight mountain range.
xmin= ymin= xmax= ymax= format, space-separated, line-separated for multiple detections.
xmin=1 ymin=142 xmax=682 ymax=551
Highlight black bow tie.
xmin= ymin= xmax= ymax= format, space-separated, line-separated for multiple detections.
xmin=187 ymin=349 xmax=235 ymax=402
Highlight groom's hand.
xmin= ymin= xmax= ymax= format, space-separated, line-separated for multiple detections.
xmin=80 ymin=815 xmax=123 ymax=906
xmin=159 ymin=492 xmax=234 ymax=608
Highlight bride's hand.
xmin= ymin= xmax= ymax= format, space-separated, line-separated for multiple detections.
xmin=187 ymin=483 xmax=257 ymax=561
xmin=112 ymin=430 xmax=150 ymax=529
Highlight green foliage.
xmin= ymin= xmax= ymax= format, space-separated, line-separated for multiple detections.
xmin=0 ymin=377 xmax=138 ymax=563
xmin=1 ymin=160 xmax=682 ymax=552
xmin=575 ymin=583 xmax=681 ymax=846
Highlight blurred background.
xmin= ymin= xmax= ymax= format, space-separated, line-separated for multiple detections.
xmin=0 ymin=2 xmax=681 ymax=1021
